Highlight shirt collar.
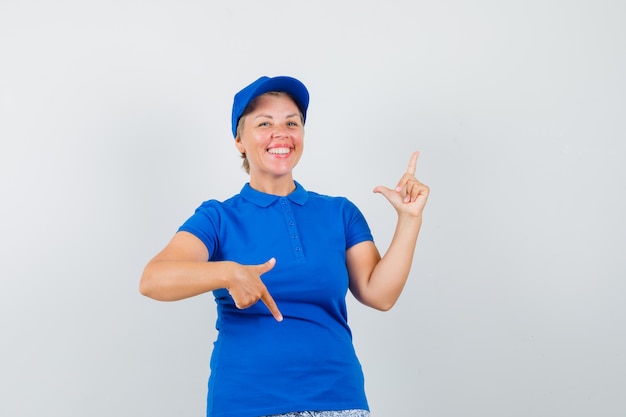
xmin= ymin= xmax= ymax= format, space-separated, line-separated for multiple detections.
xmin=240 ymin=181 xmax=309 ymax=207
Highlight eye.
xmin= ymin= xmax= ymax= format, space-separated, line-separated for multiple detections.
xmin=287 ymin=121 xmax=299 ymax=127
xmin=258 ymin=121 xmax=270 ymax=127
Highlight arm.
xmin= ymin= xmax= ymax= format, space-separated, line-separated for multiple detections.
xmin=139 ymin=231 xmax=283 ymax=321
xmin=347 ymin=151 xmax=429 ymax=311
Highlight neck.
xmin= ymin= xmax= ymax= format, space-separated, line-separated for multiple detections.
xmin=248 ymin=174 xmax=296 ymax=196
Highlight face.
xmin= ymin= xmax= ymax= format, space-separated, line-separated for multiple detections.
xmin=236 ymin=93 xmax=304 ymax=181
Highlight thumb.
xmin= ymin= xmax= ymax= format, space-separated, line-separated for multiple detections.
xmin=373 ymin=185 xmax=395 ymax=201
xmin=257 ymin=257 xmax=276 ymax=275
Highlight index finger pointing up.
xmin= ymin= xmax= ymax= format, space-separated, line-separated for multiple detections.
xmin=406 ymin=151 xmax=420 ymax=175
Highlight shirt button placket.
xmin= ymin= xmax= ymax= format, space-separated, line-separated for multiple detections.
xmin=280 ymin=198 xmax=303 ymax=259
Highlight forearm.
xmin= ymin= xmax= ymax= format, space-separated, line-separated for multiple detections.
xmin=366 ymin=214 xmax=423 ymax=310
xmin=140 ymin=260 xmax=232 ymax=302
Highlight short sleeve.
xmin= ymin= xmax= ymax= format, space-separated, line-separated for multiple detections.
xmin=177 ymin=200 xmax=221 ymax=259
xmin=342 ymin=198 xmax=374 ymax=249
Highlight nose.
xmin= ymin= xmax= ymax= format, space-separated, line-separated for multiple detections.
xmin=271 ymin=124 xmax=290 ymax=138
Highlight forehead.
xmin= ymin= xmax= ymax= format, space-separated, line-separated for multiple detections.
xmin=251 ymin=93 xmax=300 ymax=113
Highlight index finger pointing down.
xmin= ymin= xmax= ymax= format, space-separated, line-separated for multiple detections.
xmin=261 ymin=291 xmax=283 ymax=322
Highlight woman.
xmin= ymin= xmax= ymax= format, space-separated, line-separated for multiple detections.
xmin=140 ymin=76 xmax=429 ymax=417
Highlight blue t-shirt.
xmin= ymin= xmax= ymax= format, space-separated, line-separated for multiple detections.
xmin=178 ymin=181 xmax=373 ymax=417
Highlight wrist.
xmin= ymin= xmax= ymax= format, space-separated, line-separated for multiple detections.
xmin=396 ymin=212 xmax=423 ymax=230
xmin=397 ymin=210 xmax=423 ymax=221
xmin=216 ymin=260 xmax=237 ymax=290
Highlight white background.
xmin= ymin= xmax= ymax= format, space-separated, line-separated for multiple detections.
xmin=1 ymin=1 xmax=625 ymax=416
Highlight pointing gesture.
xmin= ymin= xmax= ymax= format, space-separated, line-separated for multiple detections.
xmin=373 ymin=151 xmax=429 ymax=216
xmin=227 ymin=257 xmax=283 ymax=322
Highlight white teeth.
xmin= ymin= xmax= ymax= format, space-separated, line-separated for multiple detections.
xmin=267 ymin=147 xmax=291 ymax=155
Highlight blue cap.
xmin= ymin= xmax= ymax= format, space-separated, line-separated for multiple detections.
xmin=231 ymin=76 xmax=309 ymax=138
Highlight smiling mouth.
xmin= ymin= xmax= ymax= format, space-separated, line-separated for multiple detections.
xmin=267 ymin=147 xmax=292 ymax=155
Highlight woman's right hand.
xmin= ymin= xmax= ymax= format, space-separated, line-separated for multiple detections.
xmin=226 ymin=257 xmax=283 ymax=322
xmin=140 ymin=232 xmax=283 ymax=322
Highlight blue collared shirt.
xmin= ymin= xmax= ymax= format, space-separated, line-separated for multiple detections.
xmin=179 ymin=181 xmax=373 ymax=417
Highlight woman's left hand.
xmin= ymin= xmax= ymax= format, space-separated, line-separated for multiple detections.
xmin=373 ymin=151 xmax=430 ymax=217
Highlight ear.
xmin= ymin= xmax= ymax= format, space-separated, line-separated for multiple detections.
xmin=234 ymin=137 xmax=245 ymax=154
